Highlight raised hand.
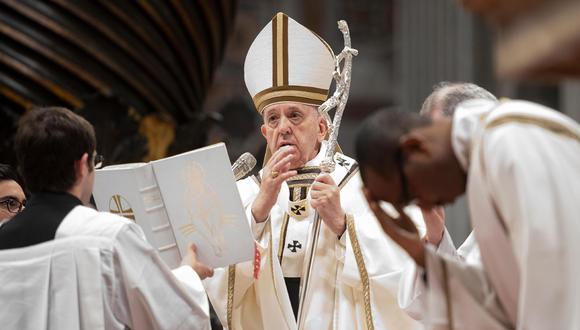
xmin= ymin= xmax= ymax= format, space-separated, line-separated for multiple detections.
xmin=363 ymin=188 xmax=426 ymax=267
xmin=251 ymin=146 xmax=298 ymax=222
xmin=310 ymin=173 xmax=346 ymax=236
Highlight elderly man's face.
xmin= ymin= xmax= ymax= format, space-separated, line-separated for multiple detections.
xmin=261 ymin=102 xmax=327 ymax=168
xmin=0 ymin=179 xmax=26 ymax=221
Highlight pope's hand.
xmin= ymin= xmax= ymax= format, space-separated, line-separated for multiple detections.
xmin=181 ymin=243 xmax=214 ymax=280
xmin=422 ymin=207 xmax=445 ymax=246
xmin=251 ymin=146 xmax=298 ymax=222
xmin=363 ymin=188 xmax=426 ymax=267
xmin=310 ymin=173 xmax=346 ymax=236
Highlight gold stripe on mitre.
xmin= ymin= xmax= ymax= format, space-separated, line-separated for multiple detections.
xmin=253 ymin=85 xmax=329 ymax=114
xmin=272 ymin=13 xmax=289 ymax=87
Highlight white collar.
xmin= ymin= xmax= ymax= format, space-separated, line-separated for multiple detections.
xmin=451 ymin=99 xmax=497 ymax=171
xmin=304 ymin=141 xmax=328 ymax=167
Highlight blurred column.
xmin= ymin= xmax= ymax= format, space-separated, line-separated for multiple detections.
xmin=395 ymin=0 xmax=496 ymax=246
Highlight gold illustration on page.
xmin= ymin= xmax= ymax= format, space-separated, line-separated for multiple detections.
xmin=180 ymin=161 xmax=237 ymax=257
xmin=109 ymin=194 xmax=136 ymax=221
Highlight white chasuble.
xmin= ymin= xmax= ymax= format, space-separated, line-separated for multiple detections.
xmin=418 ymin=99 xmax=580 ymax=329
xmin=203 ymin=143 xmax=423 ymax=330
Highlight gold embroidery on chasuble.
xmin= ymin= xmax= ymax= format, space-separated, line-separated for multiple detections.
xmin=276 ymin=166 xmax=321 ymax=265
xmin=286 ymin=166 xmax=321 ymax=219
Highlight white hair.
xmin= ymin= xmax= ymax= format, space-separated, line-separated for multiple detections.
xmin=420 ymin=82 xmax=497 ymax=117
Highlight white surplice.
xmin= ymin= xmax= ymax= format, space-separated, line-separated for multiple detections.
xmin=414 ymin=99 xmax=580 ymax=329
xmin=53 ymin=205 xmax=210 ymax=329
xmin=203 ymin=142 xmax=424 ymax=329
xmin=1 ymin=236 xmax=120 ymax=329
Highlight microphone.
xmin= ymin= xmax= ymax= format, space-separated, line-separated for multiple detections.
xmin=231 ymin=152 xmax=257 ymax=180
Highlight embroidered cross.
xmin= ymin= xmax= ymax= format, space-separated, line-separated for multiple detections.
xmin=287 ymin=240 xmax=302 ymax=252
xmin=291 ymin=204 xmax=306 ymax=215
xmin=336 ymin=156 xmax=350 ymax=168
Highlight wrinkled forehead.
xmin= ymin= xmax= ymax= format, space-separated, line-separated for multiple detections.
xmin=262 ymin=102 xmax=318 ymax=117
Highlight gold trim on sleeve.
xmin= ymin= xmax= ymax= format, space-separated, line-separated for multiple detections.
xmin=227 ymin=264 xmax=236 ymax=329
xmin=346 ymin=214 xmax=375 ymax=330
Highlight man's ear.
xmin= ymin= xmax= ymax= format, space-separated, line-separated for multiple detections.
xmin=74 ymin=153 xmax=89 ymax=183
xmin=260 ymin=124 xmax=267 ymax=139
xmin=399 ymin=132 xmax=429 ymax=157
xmin=317 ymin=115 xmax=328 ymax=142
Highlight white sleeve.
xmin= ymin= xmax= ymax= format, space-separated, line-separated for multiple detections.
xmin=113 ymin=225 xmax=210 ymax=330
xmin=398 ymin=228 xmax=457 ymax=320
xmin=172 ymin=265 xmax=210 ymax=313
xmin=435 ymin=229 xmax=458 ymax=257
xmin=423 ymin=246 xmax=510 ymax=329
xmin=237 ymin=176 xmax=268 ymax=240
xmin=247 ymin=205 xmax=268 ymax=239
xmin=456 ymin=232 xmax=481 ymax=264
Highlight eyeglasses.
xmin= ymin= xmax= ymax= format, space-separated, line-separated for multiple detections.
xmin=94 ymin=154 xmax=104 ymax=169
xmin=0 ymin=197 xmax=26 ymax=214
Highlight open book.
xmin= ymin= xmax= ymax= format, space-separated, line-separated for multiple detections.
xmin=92 ymin=143 xmax=254 ymax=269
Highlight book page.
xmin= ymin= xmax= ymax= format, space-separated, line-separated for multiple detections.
xmin=151 ymin=143 xmax=254 ymax=268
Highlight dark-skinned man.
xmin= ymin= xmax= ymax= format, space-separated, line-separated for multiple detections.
xmin=356 ymin=99 xmax=580 ymax=329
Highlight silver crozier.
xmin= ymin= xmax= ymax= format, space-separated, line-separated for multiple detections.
xmin=296 ymin=19 xmax=358 ymax=329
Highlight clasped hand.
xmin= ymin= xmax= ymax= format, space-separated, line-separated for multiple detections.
xmin=310 ymin=173 xmax=346 ymax=236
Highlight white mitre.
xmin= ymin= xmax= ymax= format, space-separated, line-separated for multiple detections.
xmin=244 ymin=12 xmax=335 ymax=113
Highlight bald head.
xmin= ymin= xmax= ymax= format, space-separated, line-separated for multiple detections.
xmin=420 ymin=82 xmax=496 ymax=119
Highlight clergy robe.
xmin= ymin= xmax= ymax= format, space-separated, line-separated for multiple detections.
xmin=418 ymin=99 xmax=580 ymax=329
xmin=56 ymin=205 xmax=211 ymax=330
xmin=1 ymin=236 xmax=120 ymax=329
xmin=203 ymin=142 xmax=424 ymax=330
